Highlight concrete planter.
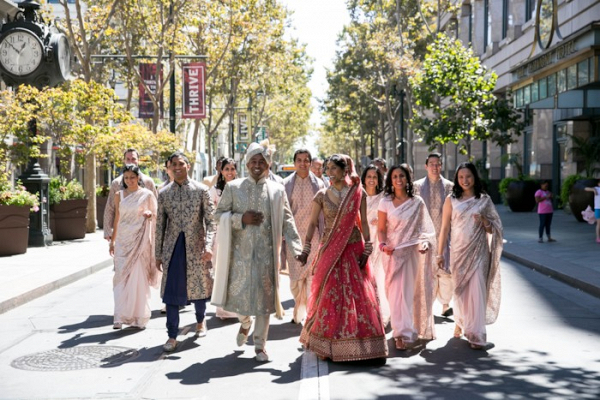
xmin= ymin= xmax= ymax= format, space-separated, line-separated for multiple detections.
xmin=505 ymin=180 xmax=537 ymax=212
xmin=0 ymin=205 xmax=30 ymax=256
xmin=568 ymin=179 xmax=596 ymax=223
xmin=96 ymin=196 xmax=108 ymax=229
xmin=50 ymin=199 xmax=88 ymax=241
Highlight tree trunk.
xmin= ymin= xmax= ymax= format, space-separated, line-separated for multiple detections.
xmin=85 ymin=153 xmax=97 ymax=233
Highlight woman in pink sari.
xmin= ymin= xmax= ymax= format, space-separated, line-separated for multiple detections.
xmin=110 ymin=164 xmax=160 ymax=329
xmin=378 ymin=164 xmax=436 ymax=351
xmin=437 ymin=162 xmax=503 ymax=349
xmin=298 ymin=154 xmax=388 ymax=362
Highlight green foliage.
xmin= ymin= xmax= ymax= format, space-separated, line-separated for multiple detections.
xmin=0 ymin=181 xmax=40 ymax=212
xmin=568 ymin=135 xmax=600 ymax=178
xmin=95 ymin=185 xmax=110 ymax=197
xmin=410 ymin=33 xmax=522 ymax=155
xmin=560 ymin=174 xmax=584 ymax=208
xmin=49 ymin=177 xmax=86 ymax=205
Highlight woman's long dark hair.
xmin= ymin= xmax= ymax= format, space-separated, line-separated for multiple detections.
xmin=384 ymin=164 xmax=414 ymax=198
xmin=452 ymin=162 xmax=485 ymax=199
xmin=361 ymin=164 xmax=383 ymax=194
xmin=215 ymin=158 xmax=236 ymax=195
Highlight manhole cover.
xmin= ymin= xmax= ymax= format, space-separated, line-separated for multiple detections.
xmin=11 ymin=345 xmax=140 ymax=371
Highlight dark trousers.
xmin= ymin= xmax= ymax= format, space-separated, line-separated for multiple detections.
xmin=538 ymin=213 xmax=553 ymax=238
xmin=166 ymin=299 xmax=208 ymax=339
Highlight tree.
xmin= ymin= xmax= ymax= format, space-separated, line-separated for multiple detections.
xmin=410 ymin=33 xmax=522 ymax=158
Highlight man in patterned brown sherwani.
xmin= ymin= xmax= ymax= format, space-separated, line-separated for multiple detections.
xmin=414 ymin=152 xmax=454 ymax=317
xmin=155 ymin=152 xmax=215 ymax=352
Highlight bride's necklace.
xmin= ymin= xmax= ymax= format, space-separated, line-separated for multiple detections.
xmin=331 ymin=185 xmax=348 ymax=199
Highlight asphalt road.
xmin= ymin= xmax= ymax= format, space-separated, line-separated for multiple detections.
xmin=0 ymin=258 xmax=599 ymax=400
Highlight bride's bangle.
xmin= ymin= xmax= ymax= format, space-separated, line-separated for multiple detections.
xmin=379 ymin=242 xmax=387 ymax=251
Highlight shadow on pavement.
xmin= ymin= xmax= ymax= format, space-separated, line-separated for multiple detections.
xmin=165 ymin=350 xmax=302 ymax=385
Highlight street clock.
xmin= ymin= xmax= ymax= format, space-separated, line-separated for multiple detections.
xmin=0 ymin=0 xmax=72 ymax=88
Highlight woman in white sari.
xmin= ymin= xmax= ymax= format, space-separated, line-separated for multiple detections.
xmin=361 ymin=165 xmax=390 ymax=326
xmin=110 ymin=164 xmax=160 ymax=329
xmin=209 ymin=158 xmax=239 ymax=319
xmin=378 ymin=164 xmax=436 ymax=350
xmin=437 ymin=162 xmax=502 ymax=349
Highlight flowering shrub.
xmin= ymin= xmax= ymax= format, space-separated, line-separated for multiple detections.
xmin=49 ymin=177 xmax=86 ymax=205
xmin=0 ymin=181 xmax=40 ymax=212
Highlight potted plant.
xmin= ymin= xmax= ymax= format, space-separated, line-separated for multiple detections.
xmin=0 ymin=181 xmax=40 ymax=256
xmin=498 ymin=153 xmax=537 ymax=212
xmin=564 ymin=135 xmax=600 ymax=222
xmin=49 ymin=177 xmax=87 ymax=240
xmin=95 ymin=185 xmax=110 ymax=229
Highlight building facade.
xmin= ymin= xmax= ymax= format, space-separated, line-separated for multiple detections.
xmin=411 ymin=0 xmax=599 ymax=201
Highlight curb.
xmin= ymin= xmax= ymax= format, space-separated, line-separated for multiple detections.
xmin=502 ymin=250 xmax=600 ymax=299
xmin=0 ymin=258 xmax=113 ymax=315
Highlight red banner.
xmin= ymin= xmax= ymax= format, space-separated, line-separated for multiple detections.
xmin=138 ymin=63 xmax=163 ymax=119
xmin=182 ymin=62 xmax=206 ymax=119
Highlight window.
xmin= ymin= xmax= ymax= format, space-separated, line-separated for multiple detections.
xmin=557 ymin=70 xmax=566 ymax=93
xmin=525 ymin=0 xmax=536 ymax=22
xmin=484 ymin=0 xmax=492 ymax=51
xmin=578 ymin=59 xmax=589 ymax=86
xmin=524 ymin=85 xmax=531 ymax=104
xmin=531 ymin=81 xmax=539 ymax=103
xmin=547 ymin=74 xmax=556 ymax=97
xmin=502 ymin=0 xmax=509 ymax=39
xmin=567 ymin=64 xmax=577 ymax=90
xmin=539 ymin=77 xmax=547 ymax=99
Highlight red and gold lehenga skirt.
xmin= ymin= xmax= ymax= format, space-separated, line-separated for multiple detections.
xmin=300 ymin=239 xmax=388 ymax=362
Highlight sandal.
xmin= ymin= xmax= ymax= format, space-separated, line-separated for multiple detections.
xmin=394 ymin=337 xmax=406 ymax=350
xmin=453 ymin=325 xmax=462 ymax=338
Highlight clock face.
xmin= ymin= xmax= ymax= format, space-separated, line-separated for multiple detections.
xmin=57 ymin=35 xmax=71 ymax=78
xmin=0 ymin=30 xmax=43 ymax=76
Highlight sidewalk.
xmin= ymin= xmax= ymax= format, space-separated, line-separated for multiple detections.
xmin=0 ymin=205 xmax=599 ymax=315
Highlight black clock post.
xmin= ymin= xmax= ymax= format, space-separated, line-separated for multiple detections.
xmin=0 ymin=0 xmax=72 ymax=246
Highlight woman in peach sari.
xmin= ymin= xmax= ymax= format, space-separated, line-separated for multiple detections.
xmin=110 ymin=164 xmax=160 ymax=329
xmin=437 ymin=162 xmax=503 ymax=349
xmin=298 ymin=155 xmax=388 ymax=362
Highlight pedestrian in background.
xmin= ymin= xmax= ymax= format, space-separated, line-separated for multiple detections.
xmin=584 ymin=179 xmax=600 ymax=243
xmin=213 ymin=140 xmax=303 ymax=363
xmin=110 ymin=164 xmax=159 ymax=330
xmin=208 ymin=157 xmax=238 ymax=320
xmin=535 ymin=180 xmax=556 ymax=243
xmin=378 ymin=164 xmax=436 ymax=351
xmin=374 ymin=157 xmax=388 ymax=178
xmin=158 ymin=159 xmax=174 ymax=192
xmin=310 ymin=157 xmax=329 ymax=186
xmin=283 ymin=149 xmax=325 ymax=324
xmin=155 ymin=152 xmax=216 ymax=352
xmin=299 ymin=154 xmax=388 ymax=362
xmin=203 ymin=156 xmax=225 ymax=188
xmin=104 ymin=148 xmax=157 ymax=241
xmin=414 ymin=153 xmax=454 ymax=317
xmin=361 ymin=164 xmax=390 ymax=327
xmin=437 ymin=162 xmax=503 ymax=350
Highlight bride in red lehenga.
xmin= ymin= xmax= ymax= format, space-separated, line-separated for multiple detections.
xmin=298 ymin=154 xmax=388 ymax=362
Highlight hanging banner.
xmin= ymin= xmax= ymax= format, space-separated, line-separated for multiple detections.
xmin=182 ymin=62 xmax=206 ymax=119
xmin=237 ymin=111 xmax=250 ymax=141
xmin=138 ymin=63 xmax=163 ymax=119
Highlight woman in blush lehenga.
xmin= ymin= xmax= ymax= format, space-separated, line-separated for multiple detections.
xmin=110 ymin=164 xmax=160 ymax=330
xmin=298 ymin=154 xmax=388 ymax=362
xmin=361 ymin=164 xmax=390 ymax=327
xmin=437 ymin=162 xmax=503 ymax=350
xmin=378 ymin=164 xmax=436 ymax=351
xmin=209 ymin=158 xmax=239 ymax=319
